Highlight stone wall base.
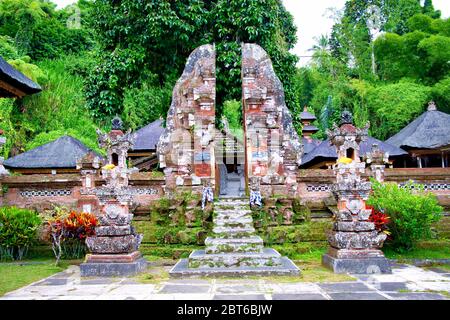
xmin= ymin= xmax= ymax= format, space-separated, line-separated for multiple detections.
xmin=80 ymin=252 xmax=147 ymax=277
xmin=322 ymin=253 xmax=392 ymax=274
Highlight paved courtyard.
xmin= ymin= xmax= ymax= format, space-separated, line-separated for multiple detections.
xmin=1 ymin=263 xmax=449 ymax=300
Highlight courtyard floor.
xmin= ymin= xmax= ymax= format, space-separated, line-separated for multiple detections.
xmin=1 ymin=262 xmax=449 ymax=300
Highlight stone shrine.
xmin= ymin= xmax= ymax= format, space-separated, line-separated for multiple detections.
xmin=322 ymin=111 xmax=391 ymax=274
xmin=80 ymin=118 xmax=147 ymax=277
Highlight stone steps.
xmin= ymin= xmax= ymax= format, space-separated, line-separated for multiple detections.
xmin=205 ymin=236 xmax=264 ymax=254
xmin=188 ymin=248 xmax=284 ymax=268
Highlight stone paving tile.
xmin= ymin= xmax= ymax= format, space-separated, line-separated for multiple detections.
xmin=165 ymin=279 xmax=212 ymax=285
xmin=318 ymin=282 xmax=373 ymax=293
xmin=32 ymin=278 xmax=68 ymax=286
xmin=263 ymin=282 xmax=321 ymax=294
xmin=387 ymin=292 xmax=447 ymax=300
xmin=271 ymin=293 xmax=327 ymax=300
xmin=427 ymin=268 xmax=448 ymax=274
xmin=370 ymin=281 xmax=409 ymax=292
xmin=215 ymin=285 xmax=263 ymax=294
xmin=213 ymin=294 xmax=266 ymax=300
xmin=415 ymin=281 xmax=450 ymax=292
xmin=159 ymin=284 xmax=211 ymax=294
xmin=106 ymin=284 xmax=156 ymax=295
xmin=78 ymin=278 xmax=119 ymax=285
xmin=328 ymin=292 xmax=389 ymax=300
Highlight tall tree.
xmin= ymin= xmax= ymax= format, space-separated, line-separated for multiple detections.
xmin=85 ymin=0 xmax=298 ymax=123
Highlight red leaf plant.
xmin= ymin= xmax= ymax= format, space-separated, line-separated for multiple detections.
xmin=367 ymin=205 xmax=391 ymax=237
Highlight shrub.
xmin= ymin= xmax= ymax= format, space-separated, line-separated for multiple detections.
xmin=0 ymin=207 xmax=41 ymax=261
xmin=367 ymin=180 xmax=443 ymax=252
xmin=42 ymin=207 xmax=97 ymax=264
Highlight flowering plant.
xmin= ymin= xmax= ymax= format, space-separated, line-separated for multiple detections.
xmin=367 ymin=205 xmax=390 ymax=236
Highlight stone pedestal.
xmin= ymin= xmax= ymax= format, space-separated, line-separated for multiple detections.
xmin=80 ymin=200 xmax=146 ymax=277
xmin=80 ymin=251 xmax=147 ymax=277
xmin=170 ymin=198 xmax=299 ymax=277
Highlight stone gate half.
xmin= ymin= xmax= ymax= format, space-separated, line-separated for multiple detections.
xmin=242 ymin=43 xmax=303 ymax=197
xmin=157 ymin=45 xmax=216 ymax=194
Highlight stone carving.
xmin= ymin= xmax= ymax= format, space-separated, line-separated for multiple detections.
xmin=157 ymin=45 xmax=216 ymax=195
xmin=365 ymin=143 xmax=389 ymax=182
xmin=322 ymin=112 xmax=391 ymax=274
xmin=80 ymin=118 xmax=146 ymax=277
xmin=242 ymin=43 xmax=303 ymax=198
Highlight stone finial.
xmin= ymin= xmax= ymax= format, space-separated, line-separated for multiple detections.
xmin=428 ymin=101 xmax=437 ymax=111
xmin=111 ymin=116 xmax=123 ymax=130
xmin=340 ymin=110 xmax=353 ymax=125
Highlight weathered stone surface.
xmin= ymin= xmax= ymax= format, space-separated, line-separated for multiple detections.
xmin=157 ymin=45 xmax=216 ymax=193
xmin=242 ymin=43 xmax=303 ymax=197
xmin=322 ymin=254 xmax=392 ymax=274
xmin=170 ymin=197 xmax=300 ymax=277
xmin=328 ymin=229 xmax=387 ymax=250
xmin=95 ymin=225 xmax=131 ymax=236
xmin=80 ymin=257 xmax=147 ymax=277
xmin=86 ymin=234 xmax=142 ymax=254
xmin=85 ymin=251 xmax=142 ymax=263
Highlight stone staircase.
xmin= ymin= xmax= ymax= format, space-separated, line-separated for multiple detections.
xmin=170 ymin=198 xmax=300 ymax=277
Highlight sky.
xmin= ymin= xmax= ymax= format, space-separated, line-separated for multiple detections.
xmin=54 ymin=0 xmax=450 ymax=66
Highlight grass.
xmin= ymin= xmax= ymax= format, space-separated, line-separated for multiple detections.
xmin=0 ymin=258 xmax=80 ymax=296
xmin=383 ymin=240 xmax=450 ymax=260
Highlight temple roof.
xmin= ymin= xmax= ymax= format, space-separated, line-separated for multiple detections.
xmin=4 ymin=135 xmax=95 ymax=169
xmin=302 ymin=137 xmax=322 ymax=155
xmin=131 ymin=119 xmax=165 ymax=151
xmin=300 ymin=107 xmax=317 ymax=121
xmin=0 ymin=56 xmax=42 ymax=98
xmin=386 ymin=103 xmax=450 ymax=150
xmin=301 ymin=136 xmax=408 ymax=167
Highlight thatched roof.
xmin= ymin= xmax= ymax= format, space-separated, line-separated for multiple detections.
xmin=386 ymin=105 xmax=450 ymax=150
xmin=301 ymin=136 xmax=408 ymax=167
xmin=4 ymin=135 xmax=95 ymax=169
xmin=131 ymin=119 xmax=165 ymax=151
xmin=300 ymin=108 xmax=317 ymax=121
xmin=302 ymin=137 xmax=322 ymax=155
xmin=0 ymin=56 xmax=41 ymax=97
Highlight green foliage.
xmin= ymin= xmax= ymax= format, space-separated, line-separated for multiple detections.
xmin=1 ymin=54 xmax=102 ymax=157
xmin=0 ymin=207 xmax=41 ymax=261
xmin=86 ymin=0 xmax=298 ymax=120
xmin=121 ymin=78 xmax=173 ymax=131
xmin=222 ymin=99 xmax=243 ymax=139
xmin=367 ymin=180 xmax=443 ymax=252
xmin=432 ymin=77 xmax=450 ymax=114
xmin=0 ymin=35 xmax=19 ymax=59
xmin=366 ymin=81 xmax=430 ymax=140
xmin=0 ymin=0 xmax=93 ymax=60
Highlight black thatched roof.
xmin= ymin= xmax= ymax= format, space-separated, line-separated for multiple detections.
xmin=4 ymin=135 xmax=95 ymax=169
xmin=302 ymin=137 xmax=322 ymax=155
xmin=301 ymin=136 xmax=408 ymax=167
xmin=386 ymin=107 xmax=450 ymax=150
xmin=0 ymin=56 xmax=41 ymax=97
xmin=131 ymin=119 xmax=165 ymax=151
